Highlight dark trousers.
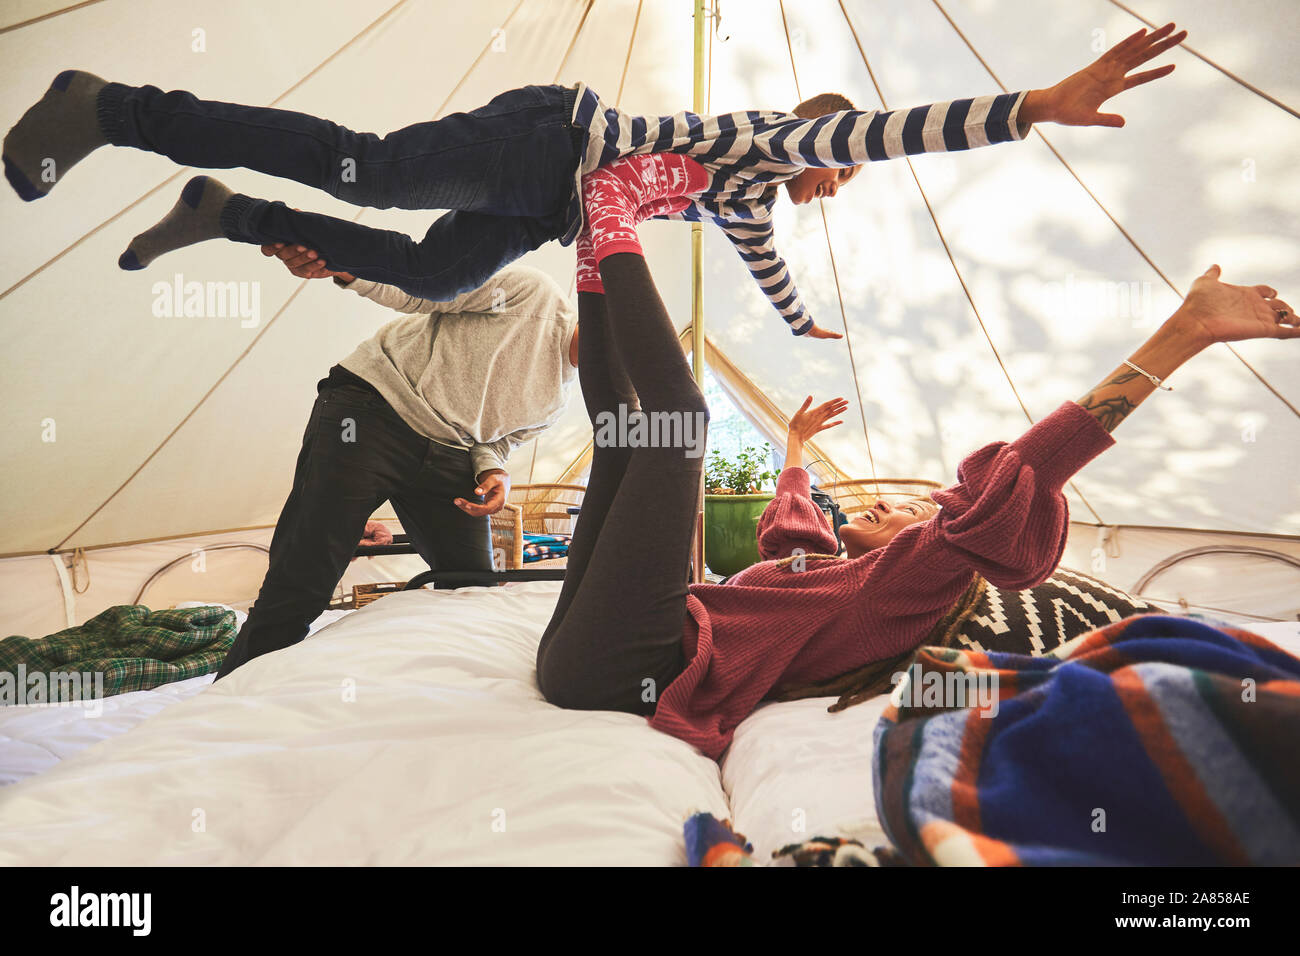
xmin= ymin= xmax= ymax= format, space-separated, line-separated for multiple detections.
xmin=215 ymin=373 xmax=493 ymax=679
xmin=99 ymin=81 xmax=583 ymax=301
xmin=535 ymin=255 xmax=708 ymax=715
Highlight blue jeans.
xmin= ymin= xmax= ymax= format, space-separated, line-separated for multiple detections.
xmin=99 ymin=82 xmax=584 ymax=300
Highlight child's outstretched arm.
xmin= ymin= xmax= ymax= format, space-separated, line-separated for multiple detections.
xmin=717 ymin=219 xmax=835 ymax=338
xmin=757 ymin=23 xmax=1185 ymax=169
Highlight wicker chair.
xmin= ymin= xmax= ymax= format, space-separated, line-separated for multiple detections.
xmin=489 ymin=502 xmax=524 ymax=570
xmin=511 ymin=483 xmax=586 ymax=535
xmin=489 ymin=484 xmax=586 ymax=570
xmin=818 ymin=478 xmax=944 ymax=521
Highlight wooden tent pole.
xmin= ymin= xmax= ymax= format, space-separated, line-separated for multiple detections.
xmin=690 ymin=0 xmax=707 ymax=582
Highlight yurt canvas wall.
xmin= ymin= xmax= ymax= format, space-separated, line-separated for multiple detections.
xmin=1 ymin=0 xmax=1296 ymax=638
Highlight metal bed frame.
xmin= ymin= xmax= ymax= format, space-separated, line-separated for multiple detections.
xmin=354 ymin=534 xmax=567 ymax=592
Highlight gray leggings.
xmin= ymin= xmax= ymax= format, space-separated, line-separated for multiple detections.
xmin=535 ymin=254 xmax=708 ymax=715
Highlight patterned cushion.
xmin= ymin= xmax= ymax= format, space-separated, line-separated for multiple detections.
xmin=952 ymin=566 xmax=1161 ymax=657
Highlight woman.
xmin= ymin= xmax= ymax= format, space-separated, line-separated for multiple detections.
xmin=535 ymin=197 xmax=1296 ymax=760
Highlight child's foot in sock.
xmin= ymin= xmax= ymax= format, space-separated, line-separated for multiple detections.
xmin=3 ymin=70 xmax=107 ymax=201
xmin=120 ymin=176 xmax=235 ymax=270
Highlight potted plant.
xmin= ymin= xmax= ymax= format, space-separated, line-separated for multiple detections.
xmin=703 ymin=443 xmax=777 ymax=576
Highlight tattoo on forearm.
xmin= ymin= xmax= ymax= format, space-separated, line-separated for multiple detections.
xmin=1077 ymin=368 xmax=1147 ymax=432
xmin=1078 ymin=391 xmax=1138 ymax=432
xmin=1107 ymin=369 xmax=1144 ymax=386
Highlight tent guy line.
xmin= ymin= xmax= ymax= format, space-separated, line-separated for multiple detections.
xmin=0 ymin=0 xmax=107 ymax=36
xmin=40 ymin=0 xmax=539 ymax=556
xmin=40 ymin=0 xmax=618 ymax=559
xmin=0 ymin=0 xmax=415 ymax=303
xmin=3 ymin=2 xmax=1293 ymax=561
xmin=614 ymin=0 xmax=646 ymax=107
xmin=549 ymin=0 xmax=686 ymax=493
xmin=1105 ymin=0 xmax=1299 ymax=120
xmin=529 ymin=0 xmax=599 ymax=487
xmin=555 ymin=2 xmax=598 ymax=84
xmin=835 ymin=0 xmax=1107 ymax=525
xmin=926 ymin=0 xmax=1299 ymax=422
xmin=779 ymin=0 xmax=880 ymax=485
xmin=44 ymin=210 xmax=369 ymax=555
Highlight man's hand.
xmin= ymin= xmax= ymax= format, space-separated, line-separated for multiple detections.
xmin=260 ymin=241 xmax=356 ymax=284
xmin=804 ymin=323 xmax=844 ymax=340
xmin=359 ymin=520 xmax=394 ymax=547
xmin=1021 ymin=22 xmax=1186 ymax=128
xmin=454 ymin=470 xmax=511 ymax=517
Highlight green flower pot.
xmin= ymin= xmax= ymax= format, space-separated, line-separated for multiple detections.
xmin=704 ymin=493 xmax=774 ymax=577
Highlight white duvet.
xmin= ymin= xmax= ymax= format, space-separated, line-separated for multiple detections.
xmin=4 ymin=582 xmax=1293 ymax=866
xmin=0 ymin=584 xmax=729 ymax=865
xmin=0 ymin=606 xmax=346 ymax=787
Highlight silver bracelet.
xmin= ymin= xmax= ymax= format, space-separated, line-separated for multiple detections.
xmin=1123 ymin=360 xmax=1172 ymax=391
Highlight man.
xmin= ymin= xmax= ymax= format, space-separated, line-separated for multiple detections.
xmin=215 ymin=244 xmax=578 ymax=679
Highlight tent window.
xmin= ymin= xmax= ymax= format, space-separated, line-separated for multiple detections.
xmin=702 ymin=367 xmax=782 ymax=474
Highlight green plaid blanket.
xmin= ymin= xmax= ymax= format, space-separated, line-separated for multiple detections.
xmin=0 ymin=605 xmax=236 ymax=703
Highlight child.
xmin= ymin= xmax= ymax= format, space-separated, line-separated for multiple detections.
xmin=4 ymin=24 xmax=1184 ymax=337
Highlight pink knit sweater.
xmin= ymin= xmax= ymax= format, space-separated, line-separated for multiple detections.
xmin=649 ymin=401 xmax=1115 ymax=759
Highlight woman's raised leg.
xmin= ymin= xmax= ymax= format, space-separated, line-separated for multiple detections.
xmin=536 ymin=253 xmax=707 ymax=715
xmin=537 ymin=290 xmax=637 ymax=647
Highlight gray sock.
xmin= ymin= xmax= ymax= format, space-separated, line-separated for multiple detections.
xmin=3 ymin=70 xmax=107 ymax=201
xmin=119 ymin=176 xmax=234 ymax=270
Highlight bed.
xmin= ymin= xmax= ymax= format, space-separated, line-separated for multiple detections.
xmin=2 ymin=581 xmax=1296 ymax=865
xmin=0 ymin=583 xmax=729 ymax=864
xmin=0 ymin=606 xmax=350 ymax=787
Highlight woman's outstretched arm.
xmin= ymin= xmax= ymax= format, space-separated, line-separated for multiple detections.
xmin=1075 ymin=264 xmax=1296 ymax=432
xmin=752 ymin=397 xmax=849 ymax=561
xmin=848 ymin=265 xmax=1296 ymax=661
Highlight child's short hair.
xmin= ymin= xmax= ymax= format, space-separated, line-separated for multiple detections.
xmin=793 ymin=92 xmax=855 ymax=118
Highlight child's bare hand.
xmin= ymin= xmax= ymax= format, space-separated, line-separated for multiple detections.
xmin=804 ymin=323 xmax=843 ymax=340
xmin=1035 ymin=22 xmax=1186 ymax=128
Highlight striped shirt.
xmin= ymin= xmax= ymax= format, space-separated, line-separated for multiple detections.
xmin=563 ymin=85 xmax=1030 ymax=335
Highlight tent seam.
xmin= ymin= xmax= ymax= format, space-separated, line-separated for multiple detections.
xmin=927 ymin=0 xmax=1298 ymax=422
xmin=49 ymin=0 xmax=530 ymax=551
xmin=0 ymin=0 xmax=417 ymax=304
xmin=837 ymin=0 xmax=1106 ymax=524
xmin=0 ymin=0 xmax=107 ymax=36
xmin=779 ymin=0 xmax=878 ymax=482
xmin=1105 ymin=0 xmax=1298 ymax=119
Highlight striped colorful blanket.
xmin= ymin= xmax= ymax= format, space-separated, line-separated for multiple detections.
xmin=875 ymin=614 xmax=1300 ymax=865
xmin=0 ymin=605 xmax=237 ymax=703
xmin=683 ymin=813 xmax=755 ymax=866
xmin=686 ymin=811 xmax=909 ymax=868
xmin=683 ymin=813 xmax=902 ymax=866
xmin=522 ymin=532 xmax=571 ymax=563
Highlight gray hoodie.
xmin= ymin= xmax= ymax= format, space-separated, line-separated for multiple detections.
xmin=337 ymin=265 xmax=578 ymax=479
